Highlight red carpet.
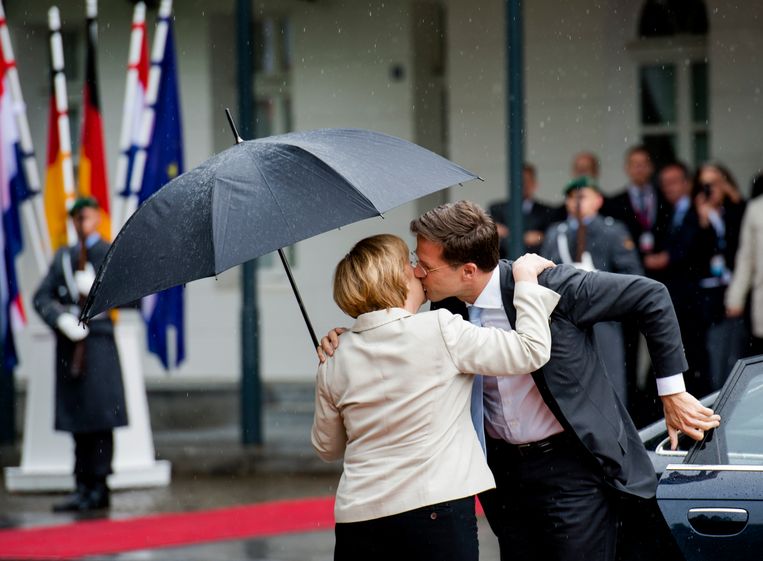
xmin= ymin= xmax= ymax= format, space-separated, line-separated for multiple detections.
xmin=0 ymin=496 xmax=335 ymax=560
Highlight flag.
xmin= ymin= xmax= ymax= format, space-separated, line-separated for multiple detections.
xmin=0 ymin=42 xmax=29 ymax=371
xmin=138 ymin=13 xmax=185 ymax=369
xmin=43 ymin=8 xmax=75 ymax=253
xmin=43 ymin=82 xmax=70 ymax=251
xmin=121 ymin=10 xmax=148 ymax=198
xmin=78 ymin=12 xmax=110 ymax=239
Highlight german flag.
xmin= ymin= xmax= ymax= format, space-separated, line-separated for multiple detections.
xmin=44 ymin=6 xmax=75 ymax=252
xmin=78 ymin=10 xmax=110 ymax=240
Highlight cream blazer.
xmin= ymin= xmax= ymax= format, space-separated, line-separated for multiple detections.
xmin=726 ymin=196 xmax=763 ymax=337
xmin=312 ymin=281 xmax=560 ymax=523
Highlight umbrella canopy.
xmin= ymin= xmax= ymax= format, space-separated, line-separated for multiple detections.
xmin=82 ymin=128 xmax=479 ymax=321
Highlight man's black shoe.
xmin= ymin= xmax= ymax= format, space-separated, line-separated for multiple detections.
xmin=52 ymin=483 xmax=109 ymax=512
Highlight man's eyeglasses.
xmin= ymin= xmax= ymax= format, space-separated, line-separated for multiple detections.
xmin=409 ymin=251 xmax=450 ymax=278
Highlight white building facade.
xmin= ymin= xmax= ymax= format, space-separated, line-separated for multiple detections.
xmin=9 ymin=0 xmax=762 ymax=393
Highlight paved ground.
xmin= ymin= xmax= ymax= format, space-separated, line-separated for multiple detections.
xmin=0 ymin=382 xmax=500 ymax=560
xmin=0 ymin=473 xmax=499 ymax=560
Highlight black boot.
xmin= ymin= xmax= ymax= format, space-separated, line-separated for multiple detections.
xmin=82 ymin=479 xmax=110 ymax=510
xmin=52 ymin=482 xmax=89 ymax=513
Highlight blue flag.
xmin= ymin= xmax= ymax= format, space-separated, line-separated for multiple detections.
xmin=138 ymin=16 xmax=185 ymax=370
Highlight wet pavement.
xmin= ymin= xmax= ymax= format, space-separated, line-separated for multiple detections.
xmin=0 ymin=382 xmax=499 ymax=560
xmin=0 ymin=473 xmax=499 ymax=560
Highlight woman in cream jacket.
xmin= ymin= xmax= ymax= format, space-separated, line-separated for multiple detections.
xmin=311 ymin=234 xmax=560 ymax=561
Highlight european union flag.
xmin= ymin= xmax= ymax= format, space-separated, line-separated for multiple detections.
xmin=138 ymin=14 xmax=185 ymax=369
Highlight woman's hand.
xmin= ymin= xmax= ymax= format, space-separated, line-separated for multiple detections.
xmin=316 ymin=327 xmax=347 ymax=363
xmin=513 ymin=254 xmax=555 ymax=284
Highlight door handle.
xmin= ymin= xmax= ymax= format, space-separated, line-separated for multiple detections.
xmin=688 ymin=508 xmax=748 ymax=536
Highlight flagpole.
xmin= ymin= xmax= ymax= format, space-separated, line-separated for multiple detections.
xmin=113 ymin=1 xmax=146 ymax=237
xmin=0 ymin=3 xmax=51 ymax=272
xmin=48 ymin=6 xmax=77 ymax=246
xmin=127 ymin=0 xmax=172 ymax=220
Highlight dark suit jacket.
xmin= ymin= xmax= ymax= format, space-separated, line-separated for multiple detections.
xmin=602 ymin=187 xmax=673 ymax=278
xmin=489 ymin=200 xmax=565 ymax=256
xmin=434 ymin=261 xmax=688 ymax=499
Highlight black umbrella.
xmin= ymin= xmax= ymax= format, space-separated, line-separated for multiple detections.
xmin=81 ymin=124 xmax=480 ymax=345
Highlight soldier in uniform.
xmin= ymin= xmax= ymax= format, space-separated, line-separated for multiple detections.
xmin=33 ymin=197 xmax=127 ymax=512
xmin=541 ymin=177 xmax=643 ymax=403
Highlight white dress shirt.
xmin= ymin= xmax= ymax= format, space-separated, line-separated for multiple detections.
xmin=470 ymin=268 xmax=564 ymax=444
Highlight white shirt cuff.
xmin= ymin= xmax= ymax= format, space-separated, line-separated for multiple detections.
xmin=656 ymin=373 xmax=686 ymax=396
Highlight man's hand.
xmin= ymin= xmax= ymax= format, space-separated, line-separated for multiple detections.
xmin=726 ymin=306 xmax=744 ymax=318
xmin=661 ymin=392 xmax=721 ymax=450
xmin=643 ymin=251 xmax=669 ymax=271
xmin=316 ymin=327 xmax=347 ymax=363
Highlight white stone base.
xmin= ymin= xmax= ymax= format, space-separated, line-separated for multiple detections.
xmin=5 ymin=314 xmax=172 ymax=493
xmin=4 ymin=460 xmax=171 ymax=492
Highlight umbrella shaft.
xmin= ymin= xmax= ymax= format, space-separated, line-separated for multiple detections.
xmin=278 ymin=248 xmax=319 ymax=349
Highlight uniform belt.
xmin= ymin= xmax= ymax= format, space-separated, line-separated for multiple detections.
xmin=503 ymin=431 xmax=569 ymax=458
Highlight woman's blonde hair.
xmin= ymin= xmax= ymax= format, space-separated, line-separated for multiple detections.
xmin=333 ymin=234 xmax=409 ymax=318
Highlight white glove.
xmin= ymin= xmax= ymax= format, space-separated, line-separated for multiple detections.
xmin=56 ymin=313 xmax=89 ymax=342
xmin=74 ymin=263 xmax=96 ymax=297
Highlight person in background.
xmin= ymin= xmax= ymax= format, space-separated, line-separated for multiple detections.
xmin=694 ymin=162 xmax=747 ymax=390
xmin=313 ymin=234 xmax=559 ymax=561
xmin=489 ymin=162 xmax=564 ymax=257
xmin=541 ymin=176 xmax=642 ymax=404
xmin=571 ymin=151 xmax=600 ymax=180
xmin=726 ymin=173 xmax=763 ymax=357
xmin=602 ymin=145 xmax=673 ymax=424
xmin=33 ymin=197 xmax=127 ymax=512
xmin=603 ymin=145 xmax=672 ymax=278
xmin=647 ymin=162 xmax=718 ymax=396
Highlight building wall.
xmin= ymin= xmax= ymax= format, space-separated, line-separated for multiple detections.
xmin=9 ymin=0 xmax=763 ymax=392
xmin=11 ymin=0 xmax=436 ymax=388
xmin=707 ymin=0 xmax=763 ymax=191
xmin=446 ymin=0 xmax=762 ymax=203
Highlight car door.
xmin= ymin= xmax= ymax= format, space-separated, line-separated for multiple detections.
xmin=657 ymin=355 xmax=763 ymax=560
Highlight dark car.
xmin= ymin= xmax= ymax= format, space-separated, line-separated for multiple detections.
xmin=637 ymin=355 xmax=763 ymax=560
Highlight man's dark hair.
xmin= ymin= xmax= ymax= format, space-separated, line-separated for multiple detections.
xmin=410 ymin=200 xmax=500 ymax=272
xmin=660 ymin=160 xmax=691 ymax=180
xmin=625 ymin=144 xmax=652 ymax=162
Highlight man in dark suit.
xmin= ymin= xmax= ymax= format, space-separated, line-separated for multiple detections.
xmin=602 ymin=146 xmax=674 ymax=424
xmin=646 ymin=162 xmax=719 ymax=397
xmin=602 ymin=145 xmax=673 ymax=279
xmin=489 ymin=162 xmax=563 ymax=257
xmin=34 ymin=197 xmax=127 ymax=512
xmin=409 ymin=200 xmax=719 ymax=561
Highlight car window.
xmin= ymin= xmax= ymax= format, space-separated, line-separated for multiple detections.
xmin=687 ymin=357 xmax=763 ymax=466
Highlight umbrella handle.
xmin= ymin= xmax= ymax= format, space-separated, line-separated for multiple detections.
xmin=278 ymin=248 xmax=320 ymax=349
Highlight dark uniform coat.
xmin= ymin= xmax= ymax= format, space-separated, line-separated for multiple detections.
xmin=435 ymin=261 xmax=687 ymax=499
xmin=33 ymin=239 xmax=128 ymax=434
xmin=540 ymin=215 xmax=643 ymax=402
xmin=540 ymin=215 xmax=643 ymax=275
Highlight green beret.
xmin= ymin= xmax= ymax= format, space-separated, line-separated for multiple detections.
xmin=564 ymin=176 xmax=600 ymax=196
xmin=68 ymin=196 xmax=99 ymax=216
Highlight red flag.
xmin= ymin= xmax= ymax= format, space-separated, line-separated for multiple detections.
xmin=78 ymin=11 xmax=110 ymax=240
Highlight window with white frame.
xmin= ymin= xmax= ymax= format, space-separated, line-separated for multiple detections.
xmin=633 ymin=0 xmax=709 ymax=169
